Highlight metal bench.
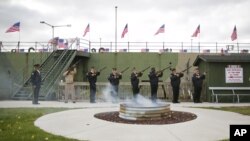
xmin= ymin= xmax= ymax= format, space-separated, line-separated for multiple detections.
xmin=209 ymin=87 xmax=250 ymax=103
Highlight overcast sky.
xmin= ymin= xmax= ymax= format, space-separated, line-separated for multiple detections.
xmin=0 ymin=0 xmax=250 ymax=43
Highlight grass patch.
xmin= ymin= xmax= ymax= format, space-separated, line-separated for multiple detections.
xmin=199 ymin=106 xmax=250 ymax=116
xmin=0 ymin=108 xmax=80 ymax=141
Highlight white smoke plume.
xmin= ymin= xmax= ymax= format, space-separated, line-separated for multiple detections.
xmin=101 ymin=84 xmax=119 ymax=103
xmin=101 ymin=84 xmax=166 ymax=107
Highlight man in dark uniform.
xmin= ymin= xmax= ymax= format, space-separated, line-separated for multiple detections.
xmin=192 ymin=68 xmax=206 ymax=103
xmin=148 ymin=67 xmax=163 ymax=102
xmin=130 ymin=67 xmax=142 ymax=98
xmin=86 ymin=67 xmax=100 ymax=103
xmin=31 ymin=64 xmax=42 ymax=104
xmin=108 ymin=68 xmax=122 ymax=100
xmin=170 ymin=68 xmax=184 ymax=103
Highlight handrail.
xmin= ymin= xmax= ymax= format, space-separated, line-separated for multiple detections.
xmin=1 ymin=40 xmax=250 ymax=53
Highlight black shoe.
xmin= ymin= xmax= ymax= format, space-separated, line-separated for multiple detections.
xmin=173 ymin=101 xmax=180 ymax=103
xmin=65 ymin=101 xmax=68 ymax=103
xmin=73 ymin=101 xmax=76 ymax=103
xmin=90 ymin=101 xmax=96 ymax=103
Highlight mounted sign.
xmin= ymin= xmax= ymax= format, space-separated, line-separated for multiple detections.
xmin=225 ymin=65 xmax=243 ymax=83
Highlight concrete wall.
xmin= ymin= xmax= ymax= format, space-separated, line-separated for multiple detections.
xmin=0 ymin=52 xmax=199 ymax=100
xmin=0 ymin=52 xmax=49 ymax=99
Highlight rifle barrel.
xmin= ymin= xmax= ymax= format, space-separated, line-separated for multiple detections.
xmin=99 ymin=66 xmax=107 ymax=72
xmin=140 ymin=66 xmax=150 ymax=72
xmin=121 ymin=67 xmax=130 ymax=73
xmin=181 ymin=66 xmax=192 ymax=72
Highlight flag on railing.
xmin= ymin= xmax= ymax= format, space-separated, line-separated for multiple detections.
xmin=231 ymin=25 xmax=237 ymax=41
xmin=48 ymin=37 xmax=59 ymax=45
xmin=154 ymin=24 xmax=165 ymax=35
xmin=121 ymin=24 xmax=128 ymax=38
xmin=58 ymin=39 xmax=66 ymax=48
xmin=6 ymin=22 xmax=20 ymax=33
xmin=83 ymin=24 xmax=90 ymax=37
xmin=191 ymin=25 xmax=200 ymax=37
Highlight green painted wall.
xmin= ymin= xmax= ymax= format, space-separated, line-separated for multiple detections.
xmin=0 ymin=52 xmax=49 ymax=99
xmin=85 ymin=53 xmax=178 ymax=82
xmin=199 ymin=62 xmax=250 ymax=102
xmin=1 ymin=52 xmax=201 ymax=100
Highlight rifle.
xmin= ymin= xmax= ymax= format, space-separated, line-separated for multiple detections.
xmin=71 ymin=60 xmax=81 ymax=68
xmin=180 ymin=66 xmax=192 ymax=73
xmin=157 ymin=65 xmax=172 ymax=73
xmin=140 ymin=66 xmax=151 ymax=73
xmin=120 ymin=67 xmax=130 ymax=73
xmin=66 ymin=60 xmax=81 ymax=75
xmin=98 ymin=66 xmax=107 ymax=72
xmin=137 ymin=66 xmax=150 ymax=77
xmin=156 ymin=62 xmax=172 ymax=76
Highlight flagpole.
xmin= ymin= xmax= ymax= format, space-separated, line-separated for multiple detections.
xmin=237 ymin=38 xmax=239 ymax=53
xmin=88 ymin=29 xmax=91 ymax=52
xmin=18 ymin=30 xmax=20 ymax=52
xmin=163 ymin=30 xmax=165 ymax=51
xmin=198 ymin=30 xmax=200 ymax=53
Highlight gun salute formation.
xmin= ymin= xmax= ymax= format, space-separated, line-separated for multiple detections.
xmin=55 ymin=61 xmax=206 ymax=104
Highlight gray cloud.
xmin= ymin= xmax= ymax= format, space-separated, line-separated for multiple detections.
xmin=0 ymin=0 xmax=250 ymax=43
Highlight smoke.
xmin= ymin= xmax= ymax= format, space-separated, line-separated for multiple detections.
xmin=101 ymin=84 xmax=119 ymax=103
xmin=124 ymin=94 xmax=165 ymax=107
xmin=101 ymin=84 xmax=165 ymax=107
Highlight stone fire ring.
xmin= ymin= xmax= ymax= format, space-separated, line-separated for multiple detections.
xmin=119 ymin=103 xmax=171 ymax=121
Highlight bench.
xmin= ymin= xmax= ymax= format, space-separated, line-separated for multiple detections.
xmin=209 ymin=87 xmax=250 ymax=103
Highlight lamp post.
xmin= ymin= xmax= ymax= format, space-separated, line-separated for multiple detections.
xmin=40 ymin=21 xmax=71 ymax=39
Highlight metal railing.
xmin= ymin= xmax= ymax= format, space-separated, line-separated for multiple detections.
xmin=1 ymin=40 xmax=250 ymax=53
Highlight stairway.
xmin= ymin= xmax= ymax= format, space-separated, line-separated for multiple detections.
xmin=12 ymin=50 xmax=77 ymax=100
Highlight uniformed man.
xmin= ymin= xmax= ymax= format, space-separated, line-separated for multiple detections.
xmin=170 ymin=68 xmax=184 ymax=103
xmin=31 ymin=64 xmax=42 ymax=105
xmin=148 ymin=67 xmax=163 ymax=102
xmin=63 ymin=66 xmax=77 ymax=103
xmin=192 ymin=68 xmax=206 ymax=103
xmin=108 ymin=68 xmax=122 ymax=100
xmin=130 ymin=67 xmax=142 ymax=97
xmin=86 ymin=67 xmax=100 ymax=103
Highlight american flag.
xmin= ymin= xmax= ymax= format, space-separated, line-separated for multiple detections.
xmin=48 ymin=37 xmax=59 ymax=45
xmin=83 ymin=24 xmax=90 ymax=37
xmin=191 ymin=25 xmax=200 ymax=37
xmin=121 ymin=24 xmax=128 ymax=38
xmin=6 ymin=22 xmax=20 ymax=33
xmin=231 ymin=25 xmax=237 ymax=41
xmin=58 ymin=39 xmax=65 ymax=48
xmin=154 ymin=24 xmax=165 ymax=35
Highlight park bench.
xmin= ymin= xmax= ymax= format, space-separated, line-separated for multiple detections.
xmin=209 ymin=87 xmax=250 ymax=103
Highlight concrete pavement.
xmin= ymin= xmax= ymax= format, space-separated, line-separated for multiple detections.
xmin=1 ymin=100 xmax=250 ymax=141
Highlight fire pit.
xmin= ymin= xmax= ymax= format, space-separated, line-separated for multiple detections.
xmin=94 ymin=95 xmax=197 ymax=125
xmin=119 ymin=103 xmax=171 ymax=121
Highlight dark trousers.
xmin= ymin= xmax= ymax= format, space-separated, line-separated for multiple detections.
xmin=111 ymin=85 xmax=119 ymax=98
xmin=150 ymin=85 xmax=158 ymax=102
xmin=33 ymin=86 xmax=40 ymax=104
xmin=172 ymin=86 xmax=180 ymax=103
xmin=90 ymin=85 xmax=96 ymax=103
xmin=132 ymin=85 xmax=139 ymax=97
xmin=193 ymin=86 xmax=202 ymax=103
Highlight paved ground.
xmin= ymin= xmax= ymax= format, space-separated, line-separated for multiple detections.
xmin=1 ymin=100 xmax=250 ymax=141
